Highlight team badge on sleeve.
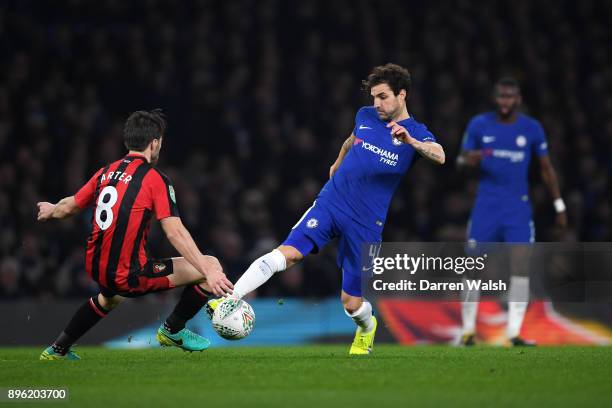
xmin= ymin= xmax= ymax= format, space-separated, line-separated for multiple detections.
xmin=168 ymin=185 xmax=176 ymax=203
xmin=306 ymin=218 xmax=319 ymax=229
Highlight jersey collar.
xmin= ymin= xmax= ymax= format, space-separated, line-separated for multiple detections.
xmin=125 ymin=153 xmax=148 ymax=161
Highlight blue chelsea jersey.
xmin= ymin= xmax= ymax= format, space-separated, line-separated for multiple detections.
xmin=317 ymin=106 xmax=437 ymax=233
xmin=462 ymin=112 xmax=548 ymax=200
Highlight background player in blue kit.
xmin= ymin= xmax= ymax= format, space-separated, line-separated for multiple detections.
xmin=213 ymin=64 xmax=445 ymax=355
xmin=457 ymin=77 xmax=567 ymax=346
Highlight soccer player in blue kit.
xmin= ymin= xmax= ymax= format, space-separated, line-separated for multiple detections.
xmin=219 ymin=64 xmax=445 ymax=354
xmin=457 ymin=77 xmax=567 ymax=346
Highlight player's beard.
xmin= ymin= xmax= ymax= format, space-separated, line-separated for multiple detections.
xmin=377 ymin=110 xmax=389 ymax=121
xmin=378 ymin=106 xmax=400 ymax=122
xmin=497 ymin=102 xmax=518 ymax=120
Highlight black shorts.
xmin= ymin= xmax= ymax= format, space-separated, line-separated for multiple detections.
xmin=99 ymin=258 xmax=175 ymax=298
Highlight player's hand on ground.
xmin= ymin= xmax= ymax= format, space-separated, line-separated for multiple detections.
xmin=36 ymin=202 xmax=55 ymax=221
xmin=387 ymin=121 xmax=416 ymax=145
xmin=201 ymin=255 xmax=233 ymax=296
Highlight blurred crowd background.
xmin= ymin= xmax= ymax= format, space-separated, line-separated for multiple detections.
xmin=1 ymin=0 xmax=610 ymax=299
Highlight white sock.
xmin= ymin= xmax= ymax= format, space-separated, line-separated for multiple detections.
xmin=345 ymin=300 xmax=374 ymax=333
xmin=507 ymin=276 xmax=529 ymax=339
xmin=232 ymin=249 xmax=287 ymax=299
xmin=461 ymin=277 xmax=480 ymax=335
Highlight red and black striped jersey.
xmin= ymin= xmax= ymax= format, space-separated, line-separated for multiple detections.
xmin=74 ymin=154 xmax=179 ymax=291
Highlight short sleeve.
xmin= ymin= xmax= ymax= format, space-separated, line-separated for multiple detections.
xmin=413 ymin=123 xmax=437 ymax=143
xmin=352 ymin=107 xmax=366 ymax=135
xmin=532 ymin=121 xmax=549 ymax=157
xmin=148 ymin=170 xmax=180 ymax=220
xmin=74 ymin=168 xmax=103 ymax=209
xmin=462 ymin=117 xmax=482 ymax=151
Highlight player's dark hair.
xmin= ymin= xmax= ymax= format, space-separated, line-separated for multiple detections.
xmin=123 ymin=109 xmax=167 ymax=151
xmin=495 ymin=77 xmax=521 ymax=92
xmin=362 ymin=63 xmax=411 ymax=96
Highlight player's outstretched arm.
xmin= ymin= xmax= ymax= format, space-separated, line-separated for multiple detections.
xmin=387 ymin=122 xmax=445 ymax=165
xmin=539 ymin=155 xmax=567 ymax=228
xmin=37 ymin=196 xmax=81 ymax=221
xmin=329 ymin=134 xmax=356 ymax=178
xmin=160 ymin=216 xmax=233 ymax=296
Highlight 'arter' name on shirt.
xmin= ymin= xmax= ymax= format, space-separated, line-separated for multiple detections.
xmin=100 ymin=171 xmax=132 ymax=184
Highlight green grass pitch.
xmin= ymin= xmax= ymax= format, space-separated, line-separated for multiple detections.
xmin=1 ymin=345 xmax=611 ymax=407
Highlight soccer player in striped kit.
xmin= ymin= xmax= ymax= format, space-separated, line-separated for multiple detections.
xmin=37 ymin=109 xmax=233 ymax=359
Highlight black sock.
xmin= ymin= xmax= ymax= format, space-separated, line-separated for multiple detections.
xmin=52 ymin=296 xmax=110 ymax=355
xmin=164 ymin=285 xmax=210 ymax=334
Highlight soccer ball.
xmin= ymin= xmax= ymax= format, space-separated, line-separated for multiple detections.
xmin=211 ymin=298 xmax=255 ymax=340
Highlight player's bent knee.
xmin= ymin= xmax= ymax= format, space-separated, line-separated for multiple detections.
xmin=277 ymin=245 xmax=304 ymax=268
xmin=341 ymin=292 xmax=363 ymax=314
xmin=169 ymin=257 xmax=207 ymax=286
xmin=97 ymin=293 xmax=124 ymax=311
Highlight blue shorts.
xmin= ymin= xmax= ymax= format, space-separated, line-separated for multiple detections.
xmin=283 ymin=200 xmax=382 ymax=297
xmin=468 ymin=198 xmax=534 ymax=243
